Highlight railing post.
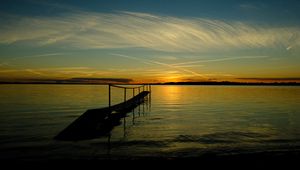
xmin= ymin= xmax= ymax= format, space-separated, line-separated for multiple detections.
xmin=124 ymin=88 xmax=127 ymax=102
xmin=138 ymin=87 xmax=140 ymax=94
xmin=149 ymin=84 xmax=151 ymax=109
xmin=133 ymin=88 xmax=135 ymax=97
xmin=108 ymin=84 xmax=111 ymax=108
xmin=143 ymin=85 xmax=145 ymax=92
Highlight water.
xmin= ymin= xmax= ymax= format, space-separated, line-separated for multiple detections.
xmin=0 ymin=84 xmax=300 ymax=160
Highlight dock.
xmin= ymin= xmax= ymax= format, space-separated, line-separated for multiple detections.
xmin=54 ymin=84 xmax=151 ymax=141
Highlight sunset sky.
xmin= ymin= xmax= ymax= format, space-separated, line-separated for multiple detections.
xmin=0 ymin=0 xmax=300 ymax=83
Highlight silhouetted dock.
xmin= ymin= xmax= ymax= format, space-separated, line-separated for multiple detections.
xmin=54 ymin=84 xmax=151 ymax=141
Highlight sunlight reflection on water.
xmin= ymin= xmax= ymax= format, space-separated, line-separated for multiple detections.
xmin=0 ymin=85 xmax=300 ymax=160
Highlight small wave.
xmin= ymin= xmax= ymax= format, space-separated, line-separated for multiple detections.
xmin=174 ymin=132 xmax=271 ymax=144
xmin=261 ymin=139 xmax=300 ymax=144
xmin=149 ymin=117 xmax=163 ymax=120
xmin=91 ymin=140 xmax=169 ymax=148
xmin=175 ymin=135 xmax=235 ymax=144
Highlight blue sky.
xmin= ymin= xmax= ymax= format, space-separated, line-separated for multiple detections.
xmin=0 ymin=0 xmax=300 ymax=83
xmin=2 ymin=0 xmax=300 ymax=22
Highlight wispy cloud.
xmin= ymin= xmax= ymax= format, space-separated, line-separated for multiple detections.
xmin=0 ymin=11 xmax=299 ymax=52
xmin=0 ymin=69 xmax=18 ymax=73
xmin=0 ymin=68 xmax=45 ymax=79
xmin=24 ymin=69 xmax=45 ymax=76
xmin=0 ymin=62 xmax=10 ymax=67
xmin=171 ymin=56 xmax=270 ymax=66
xmin=0 ymin=67 xmax=110 ymax=79
xmin=68 ymin=78 xmax=133 ymax=83
xmin=111 ymin=53 xmax=206 ymax=78
xmin=238 ymin=77 xmax=300 ymax=80
xmin=172 ymin=64 xmax=204 ymax=68
xmin=10 ymin=53 xmax=65 ymax=61
xmin=0 ymin=53 xmax=67 ymax=68
xmin=237 ymin=77 xmax=300 ymax=82
xmin=239 ymin=3 xmax=260 ymax=10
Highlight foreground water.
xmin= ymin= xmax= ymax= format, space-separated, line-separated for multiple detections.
xmin=0 ymin=84 xmax=300 ymax=160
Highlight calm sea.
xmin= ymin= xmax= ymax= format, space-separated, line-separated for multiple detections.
xmin=0 ymin=84 xmax=300 ymax=160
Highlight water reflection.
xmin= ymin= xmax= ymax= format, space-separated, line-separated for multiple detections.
xmin=106 ymin=96 xmax=151 ymax=154
xmin=159 ymin=85 xmax=182 ymax=104
xmin=1 ymin=85 xmax=300 ymax=160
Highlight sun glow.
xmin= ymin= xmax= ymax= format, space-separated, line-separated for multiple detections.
xmin=162 ymin=76 xmax=181 ymax=83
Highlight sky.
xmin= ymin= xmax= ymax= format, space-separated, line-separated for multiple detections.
xmin=0 ymin=0 xmax=300 ymax=83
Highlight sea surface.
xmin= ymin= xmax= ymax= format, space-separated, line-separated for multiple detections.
xmin=0 ymin=84 xmax=300 ymax=160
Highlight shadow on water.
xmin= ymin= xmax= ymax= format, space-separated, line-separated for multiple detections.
xmin=54 ymin=91 xmax=151 ymax=141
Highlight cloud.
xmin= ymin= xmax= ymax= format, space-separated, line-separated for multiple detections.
xmin=173 ymin=64 xmax=204 ymax=68
xmin=0 ymin=67 xmax=109 ymax=79
xmin=0 ymin=11 xmax=299 ymax=52
xmin=239 ymin=3 xmax=260 ymax=10
xmin=171 ymin=56 xmax=270 ymax=66
xmin=10 ymin=53 xmax=65 ymax=61
xmin=69 ymin=78 xmax=133 ymax=83
xmin=0 ymin=66 xmax=156 ymax=82
xmin=0 ymin=62 xmax=10 ymax=67
xmin=111 ymin=53 xmax=206 ymax=78
xmin=237 ymin=77 xmax=300 ymax=82
xmin=24 ymin=69 xmax=45 ymax=76
xmin=111 ymin=54 xmax=272 ymax=80
xmin=0 ymin=77 xmax=133 ymax=84
xmin=43 ymin=67 xmax=91 ymax=70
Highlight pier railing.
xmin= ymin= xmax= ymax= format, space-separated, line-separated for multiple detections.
xmin=108 ymin=84 xmax=151 ymax=108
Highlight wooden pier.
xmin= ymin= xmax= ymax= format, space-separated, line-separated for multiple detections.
xmin=54 ymin=84 xmax=151 ymax=141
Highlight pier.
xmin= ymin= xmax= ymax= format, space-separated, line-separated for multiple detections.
xmin=54 ymin=84 xmax=151 ymax=141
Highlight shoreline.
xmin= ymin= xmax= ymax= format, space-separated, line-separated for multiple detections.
xmin=0 ymin=82 xmax=300 ymax=86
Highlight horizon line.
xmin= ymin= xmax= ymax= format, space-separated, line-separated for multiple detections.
xmin=1 ymin=80 xmax=300 ymax=86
